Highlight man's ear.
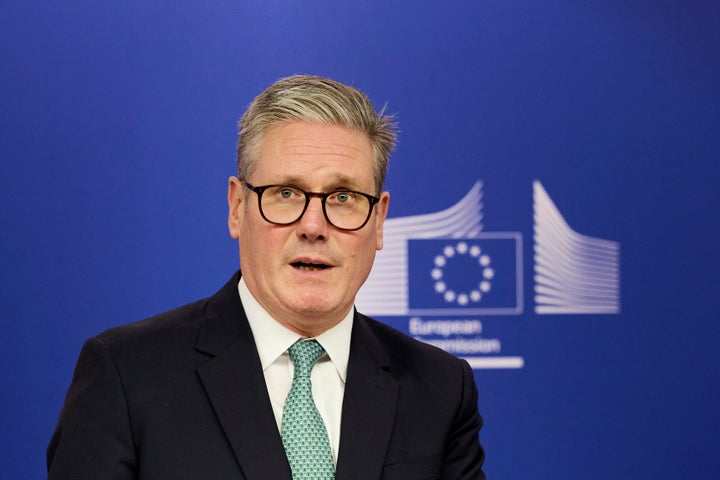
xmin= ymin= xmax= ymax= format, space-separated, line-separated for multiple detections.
xmin=227 ymin=176 xmax=244 ymax=239
xmin=375 ymin=191 xmax=390 ymax=250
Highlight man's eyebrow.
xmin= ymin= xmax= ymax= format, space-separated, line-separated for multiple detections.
xmin=271 ymin=175 xmax=366 ymax=191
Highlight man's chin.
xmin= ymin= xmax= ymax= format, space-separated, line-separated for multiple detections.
xmin=283 ymin=293 xmax=347 ymax=319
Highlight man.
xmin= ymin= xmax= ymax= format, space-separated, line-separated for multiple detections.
xmin=48 ymin=75 xmax=486 ymax=479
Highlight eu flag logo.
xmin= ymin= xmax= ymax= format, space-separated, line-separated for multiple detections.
xmin=408 ymin=234 xmax=522 ymax=314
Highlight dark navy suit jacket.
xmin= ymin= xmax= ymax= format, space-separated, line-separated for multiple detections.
xmin=48 ymin=272 xmax=485 ymax=479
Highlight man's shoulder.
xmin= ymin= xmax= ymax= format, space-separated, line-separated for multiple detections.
xmin=356 ymin=312 xmax=469 ymax=372
xmin=92 ymin=297 xmax=211 ymax=353
xmin=93 ymin=272 xmax=243 ymax=353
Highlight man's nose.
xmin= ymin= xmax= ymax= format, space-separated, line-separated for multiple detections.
xmin=295 ymin=196 xmax=329 ymax=240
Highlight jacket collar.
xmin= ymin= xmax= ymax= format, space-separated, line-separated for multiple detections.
xmin=335 ymin=314 xmax=399 ymax=480
xmin=195 ymin=271 xmax=292 ymax=479
xmin=194 ymin=272 xmax=399 ymax=479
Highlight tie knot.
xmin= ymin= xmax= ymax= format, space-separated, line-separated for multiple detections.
xmin=288 ymin=339 xmax=325 ymax=377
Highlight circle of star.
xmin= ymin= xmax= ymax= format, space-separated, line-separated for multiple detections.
xmin=431 ymin=241 xmax=494 ymax=306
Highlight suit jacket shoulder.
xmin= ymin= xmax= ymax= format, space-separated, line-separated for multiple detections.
xmin=48 ymin=272 xmax=292 ymax=480
xmin=359 ymin=312 xmax=472 ymax=374
xmin=338 ymin=312 xmax=486 ymax=480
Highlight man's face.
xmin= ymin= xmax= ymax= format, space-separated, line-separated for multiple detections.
xmin=228 ymin=121 xmax=389 ymax=336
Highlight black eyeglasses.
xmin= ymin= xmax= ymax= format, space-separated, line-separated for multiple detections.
xmin=244 ymin=181 xmax=380 ymax=231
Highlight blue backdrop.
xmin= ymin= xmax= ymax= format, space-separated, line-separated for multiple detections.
xmin=2 ymin=1 xmax=719 ymax=478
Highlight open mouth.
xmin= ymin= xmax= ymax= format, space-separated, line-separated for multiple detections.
xmin=291 ymin=261 xmax=331 ymax=271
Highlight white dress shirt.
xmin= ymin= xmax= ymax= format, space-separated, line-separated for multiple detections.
xmin=238 ymin=278 xmax=352 ymax=465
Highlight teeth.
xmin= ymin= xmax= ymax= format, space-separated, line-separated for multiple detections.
xmin=293 ymin=262 xmax=329 ymax=271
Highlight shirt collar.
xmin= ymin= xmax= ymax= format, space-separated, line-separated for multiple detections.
xmin=238 ymin=277 xmax=353 ymax=382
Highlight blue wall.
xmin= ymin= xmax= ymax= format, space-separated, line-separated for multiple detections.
xmin=1 ymin=1 xmax=718 ymax=478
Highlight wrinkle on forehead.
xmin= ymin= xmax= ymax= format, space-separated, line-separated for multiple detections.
xmin=267 ymin=131 xmax=370 ymax=159
xmin=271 ymin=173 xmax=369 ymax=192
xmin=256 ymin=122 xmax=375 ymax=192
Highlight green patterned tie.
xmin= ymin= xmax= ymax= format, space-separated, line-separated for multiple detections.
xmin=281 ymin=339 xmax=335 ymax=480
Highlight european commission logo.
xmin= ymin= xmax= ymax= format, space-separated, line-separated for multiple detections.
xmin=407 ymin=236 xmax=522 ymax=315
xmin=356 ymin=180 xmax=620 ymax=369
xmin=356 ymin=181 xmax=517 ymax=316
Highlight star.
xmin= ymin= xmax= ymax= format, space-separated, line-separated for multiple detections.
xmin=430 ymin=241 xmax=493 ymax=306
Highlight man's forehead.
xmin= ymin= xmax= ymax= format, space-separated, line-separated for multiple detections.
xmin=263 ymin=173 xmax=369 ymax=191
xmin=251 ymin=122 xmax=376 ymax=189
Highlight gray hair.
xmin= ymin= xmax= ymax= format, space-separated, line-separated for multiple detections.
xmin=237 ymin=75 xmax=397 ymax=193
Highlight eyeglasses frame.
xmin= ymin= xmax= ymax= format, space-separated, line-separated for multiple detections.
xmin=244 ymin=181 xmax=381 ymax=231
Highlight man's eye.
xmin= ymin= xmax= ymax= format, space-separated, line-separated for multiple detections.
xmin=279 ymin=189 xmax=294 ymax=198
xmin=336 ymin=193 xmax=352 ymax=203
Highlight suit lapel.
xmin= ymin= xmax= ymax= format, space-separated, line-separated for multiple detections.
xmin=195 ymin=273 xmax=292 ymax=480
xmin=335 ymin=314 xmax=398 ymax=480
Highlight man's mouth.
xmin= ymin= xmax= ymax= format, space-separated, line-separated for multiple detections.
xmin=291 ymin=261 xmax=331 ymax=271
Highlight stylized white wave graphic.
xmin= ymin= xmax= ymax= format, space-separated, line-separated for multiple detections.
xmin=356 ymin=181 xmax=484 ymax=315
xmin=533 ymin=181 xmax=620 ymax=314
